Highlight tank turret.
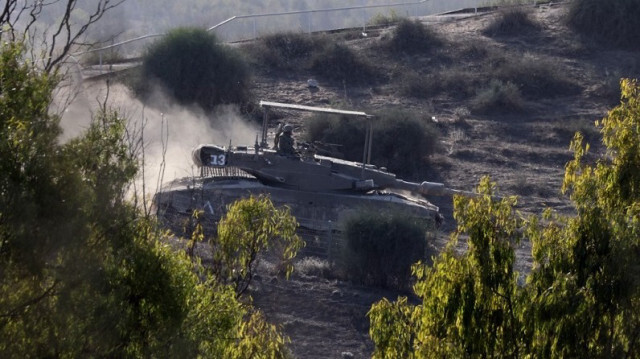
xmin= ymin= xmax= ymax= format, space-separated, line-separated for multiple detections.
xmin=192 ymin=144 xmax=476 ymax=198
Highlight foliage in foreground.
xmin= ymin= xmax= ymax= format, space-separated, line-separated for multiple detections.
xmin=0 ymin=42 xmax=291 ymax=358
xmin=208 ymin=195 xmax=304 ymax=296
xmin=368 ymin=79 xmax=640 ymax=358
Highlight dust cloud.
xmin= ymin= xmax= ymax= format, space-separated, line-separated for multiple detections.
xmin=58 ymin=79 xmax=260 ymax=199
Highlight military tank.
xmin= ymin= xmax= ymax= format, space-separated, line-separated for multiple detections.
xmin=153 ymin=101 xmax=476 ymax=258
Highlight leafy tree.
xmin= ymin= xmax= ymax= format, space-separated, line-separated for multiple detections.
xmin=140 ymin=27 xmax=251 ymax=111
xmin=0 ymin=42 xmax=291 ymax=358
xmin=525 ymin=78 xmax=640 ymax=357
xmin=368 ymin=78 xmax=640 ymax=358
xmin=369 ymin=179 xmax=523 ymax=358
xmin=209 ymin=195 xmax=304 ymax=296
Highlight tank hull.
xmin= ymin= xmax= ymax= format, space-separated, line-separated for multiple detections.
xmin=153 ymin=176 xmax=441 ymax=257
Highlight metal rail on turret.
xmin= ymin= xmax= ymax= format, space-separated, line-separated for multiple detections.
xmin=259 ymin=100 xmax=375 ymax=178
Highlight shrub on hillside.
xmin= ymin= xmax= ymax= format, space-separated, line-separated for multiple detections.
xmin=246 ymin=32 xmax=329 ymax=70
xmin=400 ymin=69 xmax=480 ymax=99
xmin=140 ymin=27 xmax=251 ymax=111
xmin=244 ymin=31 xmax=381 ymax=85
xmin=399 ymin=51 xmax=578 ymax=103
xmin=310 ymin=43 xmax=378 ymax=84
xmin=490 ymin=53 xmax=580 ymax=98
xmin=567 ymin=0 xmax=640 ymax=49
xmin=305 ymin=112 xmax=366 ymax=161
xmin=305 ymin=109 xmax=438 ymax=177
xmin=385 ymin=18 xmax=441 ymax=53
xmin=482 ymin=8 xmax=541 ymax=37
xmin=371 ymin=109 xmax=439 ymax=175
xmin=470 ymin=79 xmax=524 ymax=114
xmin=338 ymin=209 xmax=429 ymax=289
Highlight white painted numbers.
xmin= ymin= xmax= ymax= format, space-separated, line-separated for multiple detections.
xmin=209 ymin=154 xmax=226 ymax=166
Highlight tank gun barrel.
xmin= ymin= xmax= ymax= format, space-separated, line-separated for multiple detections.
xmin=394 ymin=180 xmax=480 ymax=198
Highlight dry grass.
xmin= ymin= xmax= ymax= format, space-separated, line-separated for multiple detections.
xmin=399 ymin=67 xmax=481 ymax=99
xmin=452 ymin=107 xmax=471 ymax=124
xmin=310 ymin=43 xmax=380 ymax=85
xmin=294 ymin=257 xmax=334 ymax=278
xmin=447 ymin=127 xmax=469 ymax=155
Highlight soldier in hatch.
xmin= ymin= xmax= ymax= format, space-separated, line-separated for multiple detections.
xmin=277 ymin=124 xmax=297 ymax=156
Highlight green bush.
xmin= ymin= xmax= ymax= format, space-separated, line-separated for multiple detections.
xmin=140 ymin=27 xmax=251 ymax=111
xmin=482 ymin=8 xmax=541 ymax=37
xmin=310 ymin=43 xmax=378 ymax=84
xmin=338 ymin=209 xmax=428 ymax=289
xmin=470 ymin=79 xmax=524 ymax=114
xmin=305 ymin=108 xmax=439 ymax=177
xmin=567 ymin=0 xmax=640 ymax=49
xmin=386 ymin=18 xmax=441 ymax=53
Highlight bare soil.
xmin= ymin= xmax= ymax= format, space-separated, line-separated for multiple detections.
xmin=237 ymin=4 xmax=640 ymax=358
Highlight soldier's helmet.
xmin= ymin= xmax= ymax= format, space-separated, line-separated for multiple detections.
xmin=283 ymin=124 xmax=293 ymax=133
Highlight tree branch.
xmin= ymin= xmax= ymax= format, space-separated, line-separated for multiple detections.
xmin=1 ymin=0 xmax=126 ymax=73
xmin=0 ymin=280 xmax=59 ymax=319
xmin=46 ymin=0 xmax=126 ymax=72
